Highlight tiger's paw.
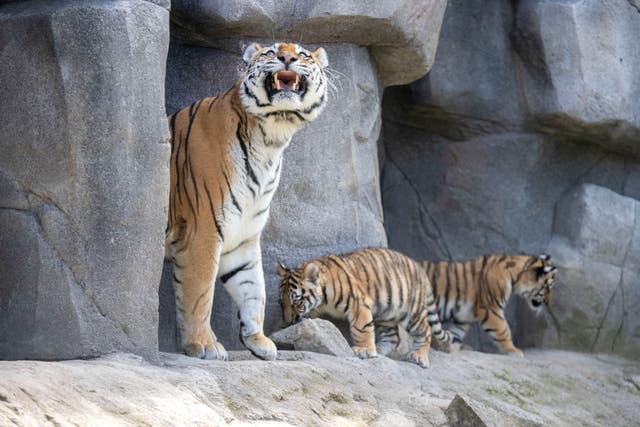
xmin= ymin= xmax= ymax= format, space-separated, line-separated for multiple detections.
xmin=352 ymin=346 xmax=378 ymax=359
xmin=406 ymin=351 xmax=430 ymax=369
xmin=184 ymin=340 xmax=228 ymax=361
xmin=242 ymin=333 xmax=277 ymax=361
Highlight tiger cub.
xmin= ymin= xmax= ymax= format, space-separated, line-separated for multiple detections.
xmin=277 ymin=248 xmax=451 ymax=368
xmin=421 ymin=254 xmax=556 ymax=356
xmin=166 ymin=42 xmax=329 ymax=361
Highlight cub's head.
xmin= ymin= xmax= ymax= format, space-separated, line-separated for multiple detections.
xmin=514 ymin=254 xmax=557 ymax=311
xmin=277 ymin=262 xmax=323 ymax=324
xmin=241 ymin=42 xmax=329 ymax=122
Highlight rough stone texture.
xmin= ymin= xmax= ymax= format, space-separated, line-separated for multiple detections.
xmin=533 ymin=185 xmax=640 ymax=356
xmin=0 ymin=0 xmax=170 ymax=360
xmin=1 ymin=350 xmax=639 ymax=426
xmin=410 ymin=0 xmax=640 ymax=154
xmin=269 ymin=319 xmax=354 ymax=357
xmin=169 ymin=0 xmax=448 ymax=86
xmin=381 ymin=0 xmax=640 ymax=356
xmin=445 ymin=394 xmax=543 ymax=427
xmin=513 ymin=0 xmax=640 ymax=155
xmin=159 ymin=41 xmax=387 ymax=352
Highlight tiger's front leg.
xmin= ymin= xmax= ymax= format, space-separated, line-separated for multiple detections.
xmin=477 ymin=307 xmax=523 ymax=357
xmin=219 ymin=235 xmax=277 ymax=361
xmin=348 ymin=308 xmax=378 ymax=359
xmin=171 ymin=228 xmax=227 ymax=360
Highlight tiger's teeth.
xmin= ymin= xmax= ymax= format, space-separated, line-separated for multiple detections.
xmin=274 ymin=74 xmax=281 ymax=90
xmin=293 ymin=74 xmax=299 ymax=90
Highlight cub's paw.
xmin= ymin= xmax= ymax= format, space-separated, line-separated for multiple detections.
xmin=405 ymin=351 xmax=430 ymax=369
xmin=352 ymin=346 xmax=378 ymax=359
xmin=242 ymin=333 xmax=277 ymax=361
xmin=184 ymin=340 xmax=228 ymax=361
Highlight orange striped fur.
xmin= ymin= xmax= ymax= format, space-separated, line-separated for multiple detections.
xmin=421 ymin=254 xmax=556 ymax=356
xmin=278 ymin=248 xmax=451 ymax=368
xmin=166 ymin=42 xmax=329 ymax=360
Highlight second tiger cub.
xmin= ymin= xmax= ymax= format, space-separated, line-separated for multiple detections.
xmin=277 ymin=247 xmax=451 ymax=368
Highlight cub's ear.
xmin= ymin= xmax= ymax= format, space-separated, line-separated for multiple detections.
xmin=303 ymin=262 xmax=320 ymax=285
xmin=543 ymin=265 xmax=556 ymax=274
xmin=243 ymin=43 xmax=262 ymax=63
xmin=276 ymin=262 xmax=288 ymax=278
xmin=539 ymin=254 xmax=551 ymax=262
xmin=312 ymin=47 xmax=329 ymax=68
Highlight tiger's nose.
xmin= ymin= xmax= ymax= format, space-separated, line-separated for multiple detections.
xmin=278 ymin=53 xmax=297 ymax=64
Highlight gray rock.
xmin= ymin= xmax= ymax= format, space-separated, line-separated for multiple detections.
xmin=1 ymin=350 xmax=638 ymax=426
xmin=0 ymin=0 xmax=170 ymax=360
xmin=445 ymin=394 xmax=544 ymax=427
xmin=514 ymin=0 xmax=640 ymax=155
xmin=445 ymin=394 xmax=490 ymax=427
xmin=553 ymin=184 xmax=636 ymax=267
xmin=169 ymin=0 xmax=448 ymax=86
xmin=534 ymin=185 xmax=640 ymax=356
xmin=160 ymin=41 xmax=387 ymax=352
xmin=269 ymin=319 xmax=354 ymax=357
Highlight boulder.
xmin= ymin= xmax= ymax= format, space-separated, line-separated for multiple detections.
xmin=536 ymin=185 xmax=640 ymax=356
xmin=269 ymin=319 xmax=354 ymax=357
xmin=513 ymin=0 xmax=640 ymax=155
xmin=159 ymin=41 xmax=387 ymax=352
xmin=169 ymin=0 xmax=448 ymax=86
xmin=0 ymin=0 xmax=170 ymax=360
xmin=445 ymin=394 xmax=543 ymax=427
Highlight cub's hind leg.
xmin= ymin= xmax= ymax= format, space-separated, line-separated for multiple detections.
xmin=375 ymin=322 xmax=400 ymax=356
xmin=476 ymin=306 xmax=523 ymax=357
xmin=170 ymin=226 xmax=227 ymax=360
xmin=219 ymin=236 xmax=276 ymax=361
xmin=404 ymin=309 xmax=432 ymax=368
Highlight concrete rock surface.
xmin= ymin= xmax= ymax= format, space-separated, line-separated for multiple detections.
xmin=0 ymin=350 xmax=638 ymax=426
xmin=269 ymin=319 xmax=354 ymax=357
xmin=169 ymin=0 xmax=448 ymax=86
xmin=0 ymin=0 xmax=170 ymax=360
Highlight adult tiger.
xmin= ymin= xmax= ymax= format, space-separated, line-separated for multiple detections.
xmin=421 ymin=254 xmax=556 ymax=356
xmin=166 ymin=42 xmax=329 ymax=360
xmin=278 ymin=248 xmax=452 ymax=368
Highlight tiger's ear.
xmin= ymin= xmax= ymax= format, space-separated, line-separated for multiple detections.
xmin=539 ymin=254 xmax=551 ymax=262
xmin=276 ymin=262 xmax=287 ymax=278
xmin=312 ymin=47 xmax=329 ymax=68
xmin=303 ymin=262 xmax=320 ymax=285
xmin=243 ymin=43 xmax=262 ymax=63
xmin=543 ymin=265 xmax=556 ymax=274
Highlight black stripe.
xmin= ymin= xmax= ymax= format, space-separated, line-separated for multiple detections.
xmin=254 ymin=205 xmax=270 ymax=218
xmin=243 ymin=82 xmax=271 ymax=107
xmin=203 ymin=181 xmax=224 ymax=242
xmin=234 ymin=110 xmax=260 ymax=194
xmin=220 ymin=261 xmax=256 ymax=284
xmin=222 ymin=168 xmax=242 ymax=214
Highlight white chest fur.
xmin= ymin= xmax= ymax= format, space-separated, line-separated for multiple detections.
xmin=219 ymin=121 xmax=294 ymax=252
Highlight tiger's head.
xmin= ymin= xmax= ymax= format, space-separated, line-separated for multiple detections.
xmin=513 ymin=254 xmax=557 ymax=311
xmin=277 ymin=262 xmax=323 ymax=325
xmin=241 ymin=42 xmax=329 ymax=123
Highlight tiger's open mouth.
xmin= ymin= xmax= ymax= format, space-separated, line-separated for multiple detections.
xmin=266 ymin=71 xmax=306 ymax=96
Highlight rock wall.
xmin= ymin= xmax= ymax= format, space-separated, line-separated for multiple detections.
xmin=381 ymin=0 xmax=640 ymax=356
xmin=0 ymin=0 xmax=170 ymax=360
